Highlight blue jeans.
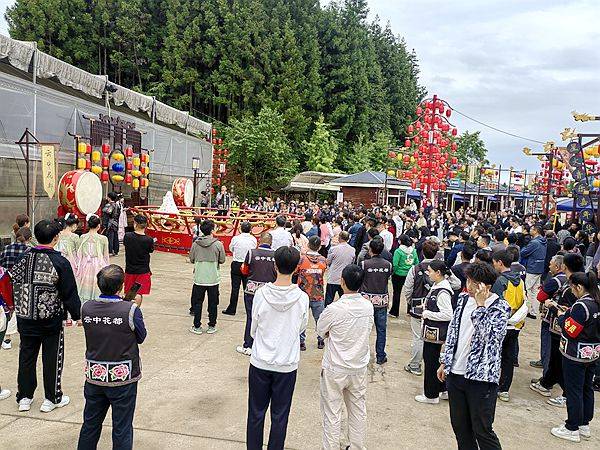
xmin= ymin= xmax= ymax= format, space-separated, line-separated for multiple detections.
xmin=373 ymin=307 xmax=387 ymax=362
xmin=540 ymin=320 xmax=551 ymax=371
xmin=300 ymin=300 xmax=324 ymax=343
xmin=78 ymin=381 xmax=138 ymax=450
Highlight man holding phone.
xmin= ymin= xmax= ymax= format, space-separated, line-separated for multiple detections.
xmin=123 ymin=215 xmax=155 ymax=302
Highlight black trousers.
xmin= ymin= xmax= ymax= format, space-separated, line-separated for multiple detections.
xmin=324 ymin=283 xmax=343 ymax=307
xmin=17 ymin=330 xmax=65 ymax=403
xmin=247 ymin=364 xmax=297 ymax=450
xmin=540 ymin=335 xmax=563 ymax=391
xmin=563 ymin=357 xmax=597 ymax=431
xmin=423 ymin=341 xmax=444 ymax=399
xmin=447 ymin=374 xmax=502 ymax=450
xmin=105 ymin=228 xmax=119 ymax=255
xmin=78 ymin=381 xmax=138 ymax=450
xmin=225 ymin=262 xmax=247 ymax=314
xmin=243 ymin=293 xmax=254 ymax=348
xmin=191 ymin=284 xmax=219 ymax=328
xmin=389 ymin=274 xmax=406 ymax=317
xmin=499 ymin=329 xmax=519 ymax=393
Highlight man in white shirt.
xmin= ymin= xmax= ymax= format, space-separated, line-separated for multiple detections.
xmin=317 ymin=264 xmax=374 ymax=450
xmin=223 ymin=222 xmax=257 ymax=316
xmin=378 ymin=220 xmax=394 ymax=252
xmin=269 ymin=215 xmax=293 ymax=250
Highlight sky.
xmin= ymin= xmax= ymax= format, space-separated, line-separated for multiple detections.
xmin=1 ymin=0 xmax=599 ymax=175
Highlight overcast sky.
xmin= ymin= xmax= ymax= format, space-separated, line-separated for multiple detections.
xmin=2 ymin=0 xmax=599 ymax=174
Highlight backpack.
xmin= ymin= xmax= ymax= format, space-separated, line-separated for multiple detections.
xmin=500 ymin=275 xmax=525 ymax=311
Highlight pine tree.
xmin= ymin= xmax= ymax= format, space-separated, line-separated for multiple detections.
xmin=304 ymin=115 xmax=338 ymax=173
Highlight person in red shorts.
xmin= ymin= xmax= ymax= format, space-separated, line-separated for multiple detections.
xmin=123 ymin=215 xmax=155 ymax=301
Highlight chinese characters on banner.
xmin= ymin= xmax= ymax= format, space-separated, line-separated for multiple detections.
xmin=41 ymin=144 xmax=58 ymax=198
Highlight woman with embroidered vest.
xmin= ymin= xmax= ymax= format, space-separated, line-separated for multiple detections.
xmin=437 ymin=262 xmax=510 ymax=450
xmin=415 ymin=260 xmax=453 ymax=404
xmin=78 ymin=264 xmax=147 ymax=450
xmin=550 ymin=271 xmax=600 ymax=443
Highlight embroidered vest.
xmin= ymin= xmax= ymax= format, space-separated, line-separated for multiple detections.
xmin=559 ymin=296 xmax=600 ymax=362
xmin=82 ymin=299 xmax=141 ymax=386
xmin=360 ymin=256 xmax=392 ymax=308
xmin=408 ymin=262 xmax=431 ymax=318
xmin=541 ymin=273 xmax=566 ymax=325
xmin=422 ymin=287 xmax=453 ymax=344
xmin=244 ymin=247 xmax=276 ymax=295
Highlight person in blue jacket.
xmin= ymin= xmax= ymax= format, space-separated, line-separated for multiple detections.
xmin=520 ymin=225 xmax=547 ymax=319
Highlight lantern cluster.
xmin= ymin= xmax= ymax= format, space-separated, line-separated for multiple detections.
xmin=536 ymin=149 xmax=570 ymax=197
xmin=75 ymin=138 xmax=150 ymax=189
xmin=398 ymin=95 xmax=460 ymax=200
xmin=211 ymin=128 xmax=228 ymax=193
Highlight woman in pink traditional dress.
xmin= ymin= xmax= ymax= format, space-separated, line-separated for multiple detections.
xmin=56 ymin=213 xmax=80 ymax=272
xmin=76 ymin=214 xmax=110 ymax=303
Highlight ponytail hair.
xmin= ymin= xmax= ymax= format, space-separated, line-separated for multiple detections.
xmin=13 ymin=214 xmax=30 ymax=233
xmin=429 ymin=259 xmax=451 ymax=277
xmin=64 ymin=213 xmax=80 ymax=227
xmin=570 ymin=271 xmax=600 ymax=305
xmin=16 ymin=226 xmax=32 ymax=243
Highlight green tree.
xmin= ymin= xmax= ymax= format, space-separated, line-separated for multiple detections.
xmin=226 ymin=107 xmax=297 ymax=196
xmin=303 ymin=115 xmax=338 ymax=173
xmin=454 ymin=130 xmax=488 ymax=165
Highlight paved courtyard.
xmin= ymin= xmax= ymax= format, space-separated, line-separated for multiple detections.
xmin=0 ymin=251 xmax=598 ymax=449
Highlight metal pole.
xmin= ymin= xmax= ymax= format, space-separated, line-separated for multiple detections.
xmin=192 ymin=168 xmax=198 ymax=207
xmin=496 ymin=165 xmax=502 ymax=211
xmin=507 ymin=169 xmax=513 ymax=211
xmin=522 ymin=170 xmax=527 ymax=213
xmin=25 ymin=129 xmax=31 ymax=218
xmin=476 ymin=167 xmax=482 ymax=212
xmin=546 ymin=152 xmax=553 ymax=218
xmin=463 ymin=165 xmax=467 ymax=209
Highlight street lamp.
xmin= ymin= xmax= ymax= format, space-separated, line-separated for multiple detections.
xmin=192 ymin=156 xmax=200 ymax=207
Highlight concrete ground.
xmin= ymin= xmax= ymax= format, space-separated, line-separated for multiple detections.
xmin=0 ymin=251 xmax=598 ymax=449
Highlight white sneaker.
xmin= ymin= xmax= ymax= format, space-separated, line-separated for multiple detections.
xmin=206 ymin=326 xmax=217 ymax=334
xmin=189 ymin=326 xmax=203 ymax=335
xmin=40 ymin=395 xmax=70 ymax=413
xmin=551 ymin=424 xmax=580 ymax=442
xmin=236 ymin=346 xmax=252 ymax=356
xmin=530 ymin=381 xmax=551 ymax=397
xmin=579 ymin=425 xmax=591 ymax=440
xmin=18 ymin=397 xmax=33 ymax=412
xmin=547 ymin=396 xmax=567 ymax=408
xmin=2 ymin=340 xmax=11 ymax=350
xmin=414 ymin=394 xmax=439 ymax=404
xmin=0 ymin=389 xmax=11 ymax=400
xmin=439 ymin=391 xmax=449 ymax=400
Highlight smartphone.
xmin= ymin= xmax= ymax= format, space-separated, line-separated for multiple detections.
xmin=124 ymin=282 xmax=142 ymax=302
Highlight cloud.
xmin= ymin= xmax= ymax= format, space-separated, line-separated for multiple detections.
xmin=364 ymin=0 xmax=600 ymax=172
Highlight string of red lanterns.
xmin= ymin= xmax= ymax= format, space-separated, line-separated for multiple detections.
xmin=210 ymin=128 xmax=228 ymax=194
xmin=389 ymin=94 xmax=461 ymax=205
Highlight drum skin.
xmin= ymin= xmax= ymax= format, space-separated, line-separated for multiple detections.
xmin=172 ymin=178 xmax=194 ymax=207
xmin=58 ymin=170 xmax=103 ymax=216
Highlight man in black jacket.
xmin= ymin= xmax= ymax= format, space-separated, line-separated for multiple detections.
xmin=11 ymin=220 xmax=81 ymax=413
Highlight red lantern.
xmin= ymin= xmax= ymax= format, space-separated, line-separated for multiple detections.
xmin=212 ymin=138 xmax=217 ymax=145
xmin=388 ymin=151 xmax=397 ymax=159
xmin=446 ymin=109 xmax=452 ymax=118
xmin=451 ymin=128 xmax=458 ymax=136
xmin=102 ymin=157 xmax=109 ymax=168
xmin=218 ymin=138 xmax=223 ymax=145
xmin=407 ymin=124 xmax=414 ymax=133
xmin=440 ymin=182 xmax=446 ymax=190
xmin=411 ymin=180 xmax=417 ymax=189
xmin=212 ymin=129 xmax=218 ymax=136
xmin=100 ymin=171 xmax=109 ymax=183
xmin=451 ymin=142 xmax=458 ymax=151
xmin=101 ymin=143 xmax=110 ymax=154
xmin=451 ymin=157 xmax=458 ymax=165
xmin=403 ymin=155 xmax=410 ymax=164
xmin=414 ymin=136 xmax=420 ymax=145
xmin=420 ymin=130 xmax=427 ymax=138
xmin=125 ymin=173 xmax=132 ymax=185
xmin=125 ymin=147 xmax=133 ymax=158
xmin=85 ymin=143 xmax=92 ymax=155
xmin=85 ymin=159 xmax=91 ymax=170
xmin=416 ymin=106 xmax=422 ymax=115
xmin=404 ymin=139 xmax=411 ymax=148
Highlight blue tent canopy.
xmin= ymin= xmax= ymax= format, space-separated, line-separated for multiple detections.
xmin=406 ymin=189 xmax=422 ymax=199
xmin=556 ymin=197 xmax=596 ymax=212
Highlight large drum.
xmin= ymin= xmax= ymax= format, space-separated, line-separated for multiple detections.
xmin=58 ymin=170 xmax=103 ymax=216
xmin=172 ymin=178 xmax=194 ymax=207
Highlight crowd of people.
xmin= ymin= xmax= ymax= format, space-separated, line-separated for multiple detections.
xmin=0 ymin=194 xmax=599 ymax=449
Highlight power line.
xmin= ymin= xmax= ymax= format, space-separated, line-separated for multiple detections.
xmin=451 ymin=107 xmax=546 ymax=144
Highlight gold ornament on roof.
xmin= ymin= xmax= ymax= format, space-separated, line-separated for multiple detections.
xmin=522 ymin=147 xmax=531 ymax=155
xmin=572 ymin=111 xmax=598 ymax=122
xmin=560 ymin=128 xmax=577 ymax=141
xmin=543 ymin=141 xmax=556 ymax=152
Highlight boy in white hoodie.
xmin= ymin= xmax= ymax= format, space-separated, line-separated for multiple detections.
xmin=247 ymin=246 xmax=309 ymax=450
